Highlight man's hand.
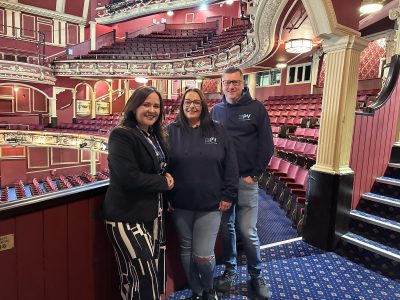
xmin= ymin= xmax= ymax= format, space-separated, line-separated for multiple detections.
xmin=219 ymin=200 xmax=232 ymax=211
xmin=243 ymin=176 xmax=257 ymax=184
xmin=164 ymin=172 xmax=174 ymax=190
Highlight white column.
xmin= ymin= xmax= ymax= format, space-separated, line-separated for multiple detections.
xmin=72 ymin=90 xmax=77 ymax=121
xmin=312 ymin=35 xmax=368 ymax=174
xmin=109 ymin=87 xmax=113 ymax=115
xmin=53 ymin=20 xmax=60 ymax=45
xmin=14 ymin=11 xmax=20 ymax=38
xmin=90 ymin=149 xmax=97 ymax=175
xmin=89 ymin=21 xmax=96 ymax=51
xmin=124 ymin=79 xmax=129 ymax=104
xmin=167 ymin=80 xmax=172 ymax=99
xmin=6 ymin=10 xmax=13 ymax=37
xmin=247 ymin=73 xmax=256 ymax=99
xmin=56 ymin=0 xmax=66 ymax=13
xmin=60 ymin=21 xmax=66 ymax=46
xmin=79 ymin=24 xmax=85 ymax=43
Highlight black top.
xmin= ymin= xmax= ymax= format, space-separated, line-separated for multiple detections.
xmin=211 ymin=88 xmax=274 ymax=178
xmin=103 ymin=126 xmax=169 ymax=223
xmin=167 ymin=122 xmax=238 ymax=211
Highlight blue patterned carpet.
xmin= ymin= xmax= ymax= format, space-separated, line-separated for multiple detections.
xmin=167 ymin=191 xmax=400 ymax=299
xmin=167 ymin=241 xmax=400 ymax=299
xmin=257 ymin=191 xmax=298 ymax=245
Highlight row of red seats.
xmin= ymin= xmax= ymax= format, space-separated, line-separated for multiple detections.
xmin=266 ymin=103 xmax=322 ymax=111
xmin=15 ymin=180 xmax=26 ymax=199
xmin=30 ymin=178 xmax=44 ymax=196
xmin=264 ymin=156 xmax=308 ymax=233
xmin=288 ymin=127 xmax=319 ymax=142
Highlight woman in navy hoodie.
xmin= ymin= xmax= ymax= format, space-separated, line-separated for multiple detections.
xmin=168 ymin=88 xmax=238 ymax=300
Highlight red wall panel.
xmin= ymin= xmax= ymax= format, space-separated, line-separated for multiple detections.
xmin=51 ymin=148 xmax=79 ymax=165
xmin=43 ymin=206 xmax=68 ymax=300
xmin=21 ymin=14 xmax=36 ymax=39
xmin=28 ymin=147 xmax=49 ymax=168
xmin=0 ymin=219 xmax=17 ymax=300
xmin=16 ymin=211 xmax=45 ymax=300
xmin=19 ymin=0 xmax=57 ymax=11
xmin=67 ymin=23 xmax=79 ymax=45
xmin=350 ymin=80 xmax=400 ymax=208
xmin=0 ymin=158 xmax=27 ymax=187
xmin=65 ymin=0 xmax=86 ymax=18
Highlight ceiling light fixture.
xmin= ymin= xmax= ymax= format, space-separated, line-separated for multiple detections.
xmin=226 ymin=0 xmax=234 ymax=4
xmin=135 ymin=77 xmax=148 ymax=84
xmin=276 ymin=63 xmax=287 ymax=69
xmin=285 ymin=39 xmax=312 ymax=54
xmin=359 ymin=0 xmax=383 ymax=14
xmin=167 ymin=10 xmax=174 ymax=16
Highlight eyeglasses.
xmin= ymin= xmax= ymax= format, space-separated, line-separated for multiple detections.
xmin=183 ymin=99 xmax=202 ymax=107
xmin=222 ymin=80 xmax=243 ymax=86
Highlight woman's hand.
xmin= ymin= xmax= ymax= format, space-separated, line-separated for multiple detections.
xmin=219 ymin=200 xmax=232 ymax=212
xmin=164 ymin=172 xmax=174 ymax=190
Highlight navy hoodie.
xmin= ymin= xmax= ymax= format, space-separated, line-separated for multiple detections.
xmin=210 ymin=88 xmax=274 ymax=178
xmin=168 ymin=122 xmax=238 ymax=211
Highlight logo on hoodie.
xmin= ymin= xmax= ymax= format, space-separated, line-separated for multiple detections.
xmin=205 ymin=137 xmax=218 ymax=144
xmin=238 ymin=113 xmax=251 ymax=121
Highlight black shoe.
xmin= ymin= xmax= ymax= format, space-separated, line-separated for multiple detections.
xmin=250 ymin=276 xmax=272 ymax=299
xmin=187 ymin=293 xmax=203 ymax=300
xmin=214 ymin=270 xmax=237 ymax=293
xmin=203 ymin=289 xmax=218 ymax=300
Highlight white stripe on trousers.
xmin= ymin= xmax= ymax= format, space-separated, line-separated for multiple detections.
xmin=106 ymin=221 xmax=160 ymax=300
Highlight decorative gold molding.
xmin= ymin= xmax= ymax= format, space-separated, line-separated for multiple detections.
xmin=0 ymin=130 xmax=108 ymax=154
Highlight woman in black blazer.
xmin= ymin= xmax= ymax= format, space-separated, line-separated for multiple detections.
xmin=103 ymin=86 xmax=174 ymax=300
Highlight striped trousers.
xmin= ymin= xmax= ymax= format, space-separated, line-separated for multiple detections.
xmin=105 ymin=216 xmax=165 ymax=300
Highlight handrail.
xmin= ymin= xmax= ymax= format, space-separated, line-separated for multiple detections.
xmin=357 ymin=54 xmax=400 ymax=116
xmin=125 ymin=23 xmax=166 ymax=40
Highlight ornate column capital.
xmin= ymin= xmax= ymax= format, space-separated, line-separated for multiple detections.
xmin=389 ymin=8 xmax=400 ymax=21
xmin=323 ymin=35 xmax=369 ymax=54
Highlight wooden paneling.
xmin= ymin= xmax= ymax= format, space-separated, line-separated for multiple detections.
xmin=16 ymin=211 xmax=45 ymax=300
xmin=350 ymin=82 xmax=400 ymax=208
xmin=43 ymin=206 xmax=68 ymax=300
xmin=0 ymin=219 xmax=17 ymax=300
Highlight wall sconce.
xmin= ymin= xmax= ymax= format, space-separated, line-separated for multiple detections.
xmin=276 ymin=63 xmax=287 ymax=69
xmin=285 ymin=39 xmax=312 ymax=54
xmin=360 ymin=0 xmax=383 ymax=14
xmin=167 ymin=10 xmax=174 ymax=16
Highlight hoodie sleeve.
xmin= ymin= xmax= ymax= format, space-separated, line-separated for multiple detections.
xmin=220 ymin=126 xmax=239 ymax=203
xmin=252 ymin=103 xmax=274 ymax=177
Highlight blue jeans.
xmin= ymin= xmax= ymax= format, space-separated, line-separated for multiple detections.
xmin=220 ymin=177 xmax=262 ymax=277
xmin=172 ymin=209 xmax=222 ymax=294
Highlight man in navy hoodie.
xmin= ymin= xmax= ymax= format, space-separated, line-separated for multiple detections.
xmin=211 ymin=67 xmax=274 ymax=299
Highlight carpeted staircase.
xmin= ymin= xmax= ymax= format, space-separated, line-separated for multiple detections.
xmin=339 ymin=146 xmax=400 ymax=281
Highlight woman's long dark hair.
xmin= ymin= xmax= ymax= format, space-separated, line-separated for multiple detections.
xmin=175 ymin=88 xmax=216 ymax=137
xmin=119 ymin=86 xmax=166 ymax=140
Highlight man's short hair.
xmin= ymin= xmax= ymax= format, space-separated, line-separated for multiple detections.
xmin=223 ymin=66 xmax=243 ymax=78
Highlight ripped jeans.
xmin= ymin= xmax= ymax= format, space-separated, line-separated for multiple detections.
xmin=172 ymin=209 xmax=222 ymax=294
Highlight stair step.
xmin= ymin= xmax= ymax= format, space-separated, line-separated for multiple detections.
xmin=376 ymin=176 xmax=400 ymax=187
xmin=350 ymin=210 xmax=400 ymax=233
xmin=362 ymin=192 xmax=400 ymax=208
xmin=342 ymin=232 xmax=400 ymax=262
xmin=388 ymin=162 xmax=400 ymax=169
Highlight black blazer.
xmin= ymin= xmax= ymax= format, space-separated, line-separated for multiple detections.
xmin=103 ymin=126 xmax=169 ymax=223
